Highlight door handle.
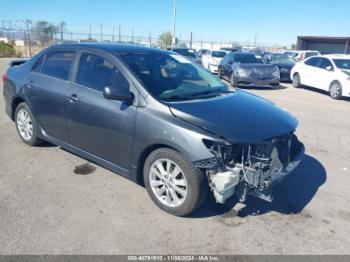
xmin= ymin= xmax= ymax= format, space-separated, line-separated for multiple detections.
xmin=68 ymin=94 xmax=79 ymax=102
xmin=26 ymin=80 xmax=34 ymax=88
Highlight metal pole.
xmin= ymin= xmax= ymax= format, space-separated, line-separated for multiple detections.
xmin=25 ymin=19 xmax=32 ymax=57
xmin=345 ymin=39 xmax=349 ymax=54
xmin=131 ymin=27 xmax=134 ymax=43
xmin=112 ymin=26 xmax=115 ymax=42
xmin=190 ymin=32 xmax=192 ymax=49
xmin=60 ymin=23 xmax=64 ymax=43
xmin=118 ymin=24 xmax=121 ymax=42
xmin=100 ymin=23 xmax=103 ymax=42
xmin=89 ymin=24 xmax=92 ymax=40
xmin=172 ymin=0 xmax=176 ymax=48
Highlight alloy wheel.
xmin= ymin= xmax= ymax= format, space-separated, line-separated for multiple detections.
xmin=16 ymin=108 xmax=33 ymax=141
xmin=330 ymin=82 xmax=341 ymax=98
xmin=149 ymin=158 xmax=188 ymax=208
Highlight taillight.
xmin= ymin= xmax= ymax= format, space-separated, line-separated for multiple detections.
xmin=1 ymin=73 xmax=6 ymax=82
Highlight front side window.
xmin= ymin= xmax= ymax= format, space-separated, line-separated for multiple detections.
xmin=118 ymin=52 xmax=228 ymax=100
xmin=333 ymin=59 xmax=350 ymax=70
xmin=41 ymin=50 xmax=75 ymax=80
xmin=76 ymin=52 xmax=128 ymax=92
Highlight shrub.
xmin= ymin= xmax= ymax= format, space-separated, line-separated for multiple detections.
xmin=0 ymin=42 xmax=17 ymax=58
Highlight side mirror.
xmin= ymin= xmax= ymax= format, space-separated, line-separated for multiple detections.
xmin=103 ymin=85 xmax=134 ymax=103
xmin=325 ymin=65 xmax=333 ymax=71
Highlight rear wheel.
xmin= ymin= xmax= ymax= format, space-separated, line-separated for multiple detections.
xmin=329 ymin=81 xmax=342 ymax=100
xmin=143 ymin=148 xmax=208 ymax=216
xmin=15 ymin=102 xmax=43 ymax=146
xmin=292 ymin=73 xmax=301 ymax=88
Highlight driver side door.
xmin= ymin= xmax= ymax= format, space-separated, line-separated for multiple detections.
xmin=67 ymin=50 xmax=137 ymax=170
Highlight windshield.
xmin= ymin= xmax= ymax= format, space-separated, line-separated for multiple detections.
xmin=212 ymin=51 xmax=226 ymax=58
xmin=235 ymin=54 xmax=262 ymax=64
xmin=270 ymin=54 xmax=295 ymax=63
xmin=173 ymin=49 xmax=197 ymax=58
xmin=333 ymin=59 xmax=350 ymax=70
xmin=118 ymin=52 xmax=229 ymax=100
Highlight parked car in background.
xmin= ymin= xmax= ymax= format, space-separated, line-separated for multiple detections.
xmin=2 ymin=43 xmax=304 ymax=216
xmin=284 ymin=50 xmax=320 ymax=62
xmin=220 ymin=47 xmax=241 ymax=53
xmin=291 ymin=54 xmax=350 ymax=99
xmin=264 ymin=53 xmax=296 ymax=82
xmin=196 ymin=48 xmax=208 ymax=60
xmin=202 ymin=50 xmax=227 ymax=73
xmin=218 ymin=52 xmax=280 ymax=88
xmin=169 ymin=48 xmax=201 ymax=64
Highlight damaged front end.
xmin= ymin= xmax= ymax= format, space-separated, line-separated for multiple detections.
xmin=194 ymin=133 xmax=305 ymax=204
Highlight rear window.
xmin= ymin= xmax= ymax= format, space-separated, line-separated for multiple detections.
xmin=41 ymin=50 xmax=75 ymax=80
xmin=212 ymin=51 xmax=226 ymax=58
xmin=234 ymin=54 xmax=262 ymax=64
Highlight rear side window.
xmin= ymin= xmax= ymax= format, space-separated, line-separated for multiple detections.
xmin=32 ymin=56 xmax=44 ymax=73
xmin=76 ymin=52 xmax=129 ymax=92
xmin=41 ymin=50 xmax=75 ymax=80
xmin=318 ymin=58 xmax=333 ymax=70
xmin=304 ymin=57 xmax=320 ymax=67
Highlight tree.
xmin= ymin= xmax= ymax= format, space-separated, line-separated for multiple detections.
xmin=35 ymin=21 xmax=58 ymax=45
xmin=159 ymin=31 xmax=172 ymax=49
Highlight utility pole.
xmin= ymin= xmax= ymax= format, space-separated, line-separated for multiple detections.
xmin=118 ymin=24 xmax=121 ymax=42
xmin=25 ymin=19 xmax=32 ymax=57
xmin=149 ymin=31 xmax=152 ymax=47
xmin=100 ymin=23 xmax=103 ymax=42
xmin=253 ymin=34 xmax=257 ymax=49
xmin=60 ymin=22 xmax=64 ymax=43
xmin=89 ymin=24 xmax=92 ymax=40
xmin=172 ymin=0 xmax=176 ymax=48
xmin=112 ymin=26 xmax=115 ymax=42
xmin=131 ymin=27 xmax=134 ymax=43
xmin=190 ymin=32 xmax=192 ymax=49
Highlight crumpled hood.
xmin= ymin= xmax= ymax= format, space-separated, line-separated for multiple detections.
xmin=168 ymin=90 xmax=298 ymax=144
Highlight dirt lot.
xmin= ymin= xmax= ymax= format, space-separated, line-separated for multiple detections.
xmin=0 ymin=58 xmax=350 ymax=255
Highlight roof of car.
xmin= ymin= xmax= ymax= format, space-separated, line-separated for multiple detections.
xmin=46 ymin=43 xmax=167 ymax=54
xmin=322 ymin=54 xmax=350 ymax=59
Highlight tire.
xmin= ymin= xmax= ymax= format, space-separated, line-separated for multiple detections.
xmin=292 ymin=73 xmax=301 ymax=88
xmin=143 ymin=148 xmax=208 ymax=216
xmin=329 ymin=81 xmax=342 ymax=100
xmin=230 ymin=73 xmax=236 ymax=87
xmin=15 ymin=102 xmax=44 ymax=146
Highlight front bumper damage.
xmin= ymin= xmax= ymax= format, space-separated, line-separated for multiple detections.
xmin=194 ymin=133 xmax=304 ymax=204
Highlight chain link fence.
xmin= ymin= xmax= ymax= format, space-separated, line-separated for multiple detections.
xmin=0 ymin=21 xmax=287 ymax=58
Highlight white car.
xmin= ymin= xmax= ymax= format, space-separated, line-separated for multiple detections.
xmin=291 ymin=54 xmax=350 ymax=99
xmin=284 ymin=50 xmax=320 ymax=62
xmin=202 ymin=50 xmax=227 ymax=73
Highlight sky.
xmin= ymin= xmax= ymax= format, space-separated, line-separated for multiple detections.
xmin=1 ymin=0 xmax=349 ymax=46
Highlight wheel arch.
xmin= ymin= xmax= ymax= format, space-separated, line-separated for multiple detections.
xmin=136 ymin=143 xmax=180 ymax=186
xmin=11 ymin=96 xmax=25 ymax=121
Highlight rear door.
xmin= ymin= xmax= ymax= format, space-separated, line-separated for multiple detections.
xmin=313 ymin=58 xmax=335 ymax=90
xmin=66 ymin=50 xmax=137 ymax=170
xmin=25 ymin=49 xmax=75 ymax=141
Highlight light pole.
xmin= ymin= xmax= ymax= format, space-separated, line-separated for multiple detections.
xmin=172 ymin=0 xmax=176 ymax=48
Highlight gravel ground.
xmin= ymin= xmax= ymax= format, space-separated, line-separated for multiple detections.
xmin=0 ymin=58 xmax=350 ymax=255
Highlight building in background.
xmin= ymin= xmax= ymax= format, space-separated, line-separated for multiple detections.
xmin=297 ymin=36 xmax=350 ymax=54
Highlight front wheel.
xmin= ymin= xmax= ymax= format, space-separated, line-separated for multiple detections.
xmin=15 ymin=102 xmax=44 ymax=146
xmin=143 ymin=148 xmax=208 ymax=216
xmin=329 ymin=81 xmax=342 ymax=100
xmin=292 ymin=73 xmax=301 ymax=88
xmin=230 ymin=73 xmax=236 ymax=87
